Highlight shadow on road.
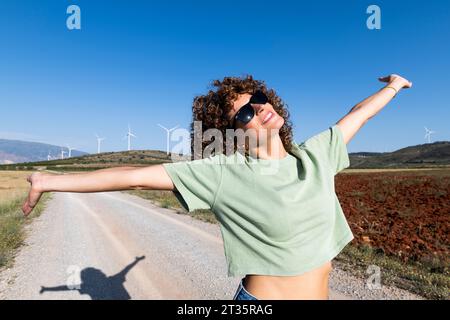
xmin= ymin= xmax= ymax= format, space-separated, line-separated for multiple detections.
xmin=39 ymin=256 xmax=145 ymax=300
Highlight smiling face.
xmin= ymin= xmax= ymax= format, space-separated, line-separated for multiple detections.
xmin=190 ymin=75 xmax=295 ymax=159
xmin=228 ymin=93 xmax=285 ymax=131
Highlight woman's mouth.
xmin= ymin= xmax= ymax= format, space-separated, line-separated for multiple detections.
xmin=262 ymin=111 xmax=274 ymax=124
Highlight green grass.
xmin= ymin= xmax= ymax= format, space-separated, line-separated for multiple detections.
xmin=0 ymin=193 xmax=52 ymax=268
xmin=127 ymin=189 xmax=449 ymax=300
xmin=127 ymin=189 xmax=218 ymax=224
xmin=128 ymin=190 xmax=184 ymax=210
xmin=334 ymin=244 xmax=448 ymax=300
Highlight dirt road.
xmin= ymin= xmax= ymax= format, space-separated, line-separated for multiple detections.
xmin=0 ymin=192 xmax=422 ymax=300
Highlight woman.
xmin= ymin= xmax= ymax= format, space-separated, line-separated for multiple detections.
xmin=22 ymin=74 xmax=412 ymax=300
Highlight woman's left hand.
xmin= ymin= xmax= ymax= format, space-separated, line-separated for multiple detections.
xmin=22 ymin=172 xmax=45 ymax=217
xmin=378 ymin=74 xmax=413 ymax=89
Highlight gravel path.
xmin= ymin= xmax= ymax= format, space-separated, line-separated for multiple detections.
xmin=0 ymin=191 xmax=423 ymax=300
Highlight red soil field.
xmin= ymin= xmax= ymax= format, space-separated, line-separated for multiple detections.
xmin=335 ymin=170 xmax=449 ymax=265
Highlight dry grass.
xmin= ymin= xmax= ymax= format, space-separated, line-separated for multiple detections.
xmin=0 ymin=171 xmax=32 ymax=205
xmin=0 ymin=171 xmax=51 ymax=268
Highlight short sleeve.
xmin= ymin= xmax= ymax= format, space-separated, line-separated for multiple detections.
xmin=299 ymin=124 xmax=350 ymax=175
xmin=162 ymin=154 xmax=223 ymax=212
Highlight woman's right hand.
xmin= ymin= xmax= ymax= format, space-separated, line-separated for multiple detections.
xmin=22 ymin=172 xmax=46 ymax=217
xmin=378 ymin=74 xmax=413 ymax=89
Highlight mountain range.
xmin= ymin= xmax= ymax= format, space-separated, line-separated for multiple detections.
xmin=0 ymin=139 xmax=88 ymax=164
xmin=0 ymin=138 xmax=449 ymax=169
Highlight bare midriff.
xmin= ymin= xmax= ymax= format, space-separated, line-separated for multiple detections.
xmin=243 ymin=261 xmax=333 ymax=300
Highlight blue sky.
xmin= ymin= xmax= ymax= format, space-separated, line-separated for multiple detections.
xmin=0 ymin=0 xmax=449 ymax=154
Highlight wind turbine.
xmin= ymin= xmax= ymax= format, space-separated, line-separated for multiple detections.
xmin=47 ymin=151 xmax=52 ymax=161
xmin=157 ymin=124 xmax=180 ymax=155
xmin=424 ymin=127 xmax=436 ymax=143
xmin=95 ymin=133 xmax=106 ymax=154
xmin=60 ymin=149 xmax=67 ymax=160
xmin=124 ymin=124 xmax=137 ymax=151
xmin=66 ymin=145 xmax=76 ymax=158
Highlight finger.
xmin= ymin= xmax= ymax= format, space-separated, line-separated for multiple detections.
xmin=22 ymin=203 xmax=30 ymax=216
xmin=22 ymin=195 xmax=30 ymax=213
xmin=402 ymin=81 xmax=412 ymax=88
xmin=28 ymin=192 xmax=40 ymax=209
xmin=22 ymin=199 xmax=32 ymax=216
xmin=22 ymin=202 xmax=27 ymax=215
xmin=25 ymin=204 xmax=33 ymax=216
xmin=22 ymin=193 xmax=36 ymax=216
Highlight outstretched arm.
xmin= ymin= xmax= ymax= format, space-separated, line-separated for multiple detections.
xmin=22 ymin=165 xmax=175 ymax=216
xmin=40 ymin=285 xmax=73 ymax=294
xmin=113 ymin=256 xmax=146 ymax=280
xmin=336 ymin=74 xmax=413 ymax=144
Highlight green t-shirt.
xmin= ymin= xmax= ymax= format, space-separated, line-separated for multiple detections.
xmin=162 ymin=124 xmax=354 ymax=277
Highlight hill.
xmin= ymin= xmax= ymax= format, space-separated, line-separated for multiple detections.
xmin=0 ymin=139 xmax=88 ymax=164
xmin=0 ymin=140 xmax=449 ymax=171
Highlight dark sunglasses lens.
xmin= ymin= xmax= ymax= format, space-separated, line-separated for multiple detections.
xmin=250 ymin=91 xmax=268 ymax=104
xmin=235 ymin=104 xmax=254 ymax=125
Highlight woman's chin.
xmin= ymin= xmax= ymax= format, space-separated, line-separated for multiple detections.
xmin=266 ymin=117 xmax=284 ymax=130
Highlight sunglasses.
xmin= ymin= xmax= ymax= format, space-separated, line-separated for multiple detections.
xmin=232 ymin=90 xmax=269 ymax=128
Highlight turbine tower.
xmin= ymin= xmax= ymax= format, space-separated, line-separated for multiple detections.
xmin=424 ymin=127 xmax=436 ymax=143
xmin=124 ymin=124 xmax=137 ymax=151
xmin=47 ymin=151 xmax=52 ymax=161
xmin=60 ymin=149 xmax=67 ymax=160
xmin=95 ymin=133 xmax=106 ymax=154
xmin=66 ymin=145 xmax=76 ymax=158
xmin=157 ymin=124 xmax=179 ymax=155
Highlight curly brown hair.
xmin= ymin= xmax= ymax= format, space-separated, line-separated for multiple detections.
xmin=190 ymin=74 xmax=294 ymax=159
